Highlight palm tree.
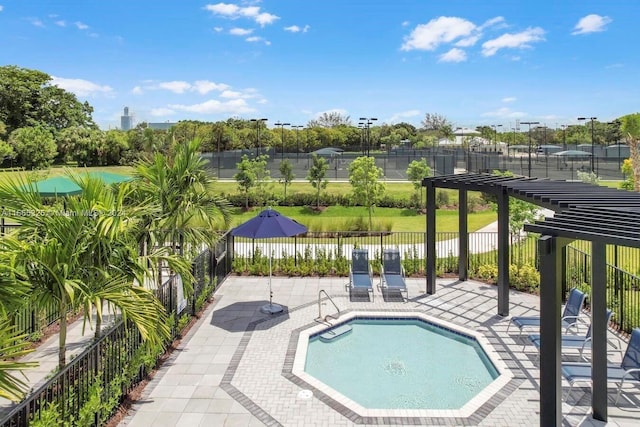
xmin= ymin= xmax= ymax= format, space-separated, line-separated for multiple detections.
xmin=71 ymin=175 xmax=192 ymax=342
xmin=0 ymin=252 xmax=38 ymax=401
xmin=133 ymin=138 xmax=231 ymax=259
xmin=0 ymin=172 xmax=195 ymax=367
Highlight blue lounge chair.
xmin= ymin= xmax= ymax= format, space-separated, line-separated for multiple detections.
xmin=526 ymin=309 xmax=616 ymax=361
xmin=508 ymin=288 xmax=587 ymax=336
xmin=562 ymin=328 xmax=640 ymax=403
xmin=379 ymin=248 xmax=408 ymax=301
xmin=348 ymin=249 xmax=373 ymax=301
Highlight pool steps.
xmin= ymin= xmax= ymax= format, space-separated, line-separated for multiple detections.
xmin=319 ymin=324 xmax=352 ymax=342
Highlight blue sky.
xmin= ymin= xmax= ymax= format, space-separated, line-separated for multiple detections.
xmin=1 ymin=1 xmax=637 ymax=131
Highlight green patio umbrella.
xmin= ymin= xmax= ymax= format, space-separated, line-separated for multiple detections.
xmin=31 ymin=172 xmax=132 ymax=197
xmin=31 ymin=176 xmax=83 ymax=197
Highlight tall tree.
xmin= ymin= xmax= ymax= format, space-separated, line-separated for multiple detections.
xmin=134 ymin=138 xmax=232 ymax=258
xmin=0 ymin=65 xmax=95 ymax=135
xmin=306 ymin=154 xmax=329 ymax=209
xmin=406 ymin=158 xmax=432 ymax=208
xmin=234 ymin=155 xmax=256 ymax=209
xmin=421 ymin=113 xmax=451 ymax=131
xmin=307 ymin=111 xmax=352 ymax=128
xmin=348 ymin=156 xmax=386 ymax=230
xmin=8 ymin=125 xmax=57 ymax=169
xmin=278 ymin=159 xmax=294 ymax=203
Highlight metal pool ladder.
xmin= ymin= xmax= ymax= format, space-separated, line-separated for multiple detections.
xmin=316 ymin=290 xmax=340 ymax=323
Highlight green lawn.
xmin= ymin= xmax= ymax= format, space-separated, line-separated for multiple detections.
xmin=229 ymin=206 xmax=496 ymax=233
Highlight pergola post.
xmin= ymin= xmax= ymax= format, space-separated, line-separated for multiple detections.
xmin=591 ymin=241 xmax=608 ymax=421
xmin=425 ymin=180 xmax=436 ymax=294
xmin=539 ymin=235 xmax=563 ymax=427
xmin=458 ymin=189 xmax=468 ymax=281
xmin=497 ymin=189 xmax=510 ymax=316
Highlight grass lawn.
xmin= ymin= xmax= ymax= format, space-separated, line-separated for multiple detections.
xmin=229 ymin=206 xmax=496 ymax=233
xmin=0 ymin=165 xmax=134 ymax=182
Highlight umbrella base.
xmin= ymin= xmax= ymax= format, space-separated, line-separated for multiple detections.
xmin=260 ymin=303 xmax=283 ymax=314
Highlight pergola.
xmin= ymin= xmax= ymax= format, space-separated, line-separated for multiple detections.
xmin=421 ymin=173 xmax=640 ymax=426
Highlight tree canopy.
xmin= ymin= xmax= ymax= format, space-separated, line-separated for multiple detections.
xmin=0 ymin=65 xmax=95 ymax=135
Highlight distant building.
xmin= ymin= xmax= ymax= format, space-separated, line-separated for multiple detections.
xmin=120 ymin=107 xmax=133 ymax=131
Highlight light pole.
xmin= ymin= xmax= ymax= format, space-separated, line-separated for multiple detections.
xmin=607 ymin=120 xmax=622 ymax=169
xmin=521 ymin=121 xmax=539 ymax=177
xmin=274 ymin=121 xmax=290 ymax=161
xmin=359 ymin=117 xmax=377 ymax=156
xmin=250 ymin=118 xmax=268 ymax=157
xmin=491 ymin=124 xmax=502 ymax=152
xmin=577 ymin=116 xmax=597 ymax=172
xmin=561 ymin=124 xmax=568 ymax=150
xmin=292 ymin=125 xmax=303 ymax=160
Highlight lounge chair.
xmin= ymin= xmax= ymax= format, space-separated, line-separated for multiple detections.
xmin=347 ymin=249 xmax=374 ymax=301
xmin=379 ymin=248 xmax=408 ymax=301
xmin=561 ymin=328 xmax=640 ymax=403
xmin=508 ymin=288 xmax=587 ymax=336
xmin=526 ymin=309 xmax=616 ymax=361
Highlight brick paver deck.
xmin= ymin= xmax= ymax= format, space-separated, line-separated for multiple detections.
xmin=118 ymin=277 xmax=640 ymax=427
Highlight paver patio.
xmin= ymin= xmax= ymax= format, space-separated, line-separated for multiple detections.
xmin=118 ymin=276 xmax=640 ymax=427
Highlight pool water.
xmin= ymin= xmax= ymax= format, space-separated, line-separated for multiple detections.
xmin=304 ymin=318 xmax=498 ymax=410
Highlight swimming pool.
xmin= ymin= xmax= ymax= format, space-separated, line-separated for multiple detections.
xmin=292 ymin=312 xmax=511 ymax=418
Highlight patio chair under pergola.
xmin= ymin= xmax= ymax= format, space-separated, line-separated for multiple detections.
xmin=422 ymin=172 xmax=640 ymax=425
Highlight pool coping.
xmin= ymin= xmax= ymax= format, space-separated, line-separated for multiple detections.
xmin=287 ymin=310 xmax=514 ymax=421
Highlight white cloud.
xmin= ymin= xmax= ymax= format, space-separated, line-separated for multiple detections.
xmin=401 ymin=21 xmax=410 ymax=27
xmin=214 ymin=26 xmax=223 ymax=32
xmin=401 ymin=16 xmax=476 ymax=51
xmin=29 ymin=18 xmax=45 ymax=28
xmin=50 ymin=76 xmax=113 ymax=97
xmin=481 ymin=27 xmax=545 ymax=56
xmin=285 ymin=24 xmax=311 ymax=34
xmin=55 ymin=20 xmax=66 ymax=27
xmin=255 ymin=12 xmax=278 ymax=27
xmin=479 ymin=16 xmax=506 ymax=30
xmin=502 ymin=97 xmax=517 ymax=103
xmin=204 ymin=3 xmax=279 ymax=27
xmin=572 ymin=14 xmax=612 ymax=35
xmin=192 ymin=80 xmax=230 ymax=94
xmin=150 ymin=108 xmax=176 ymax=117
xmin=439 ymin=48 xmax=467 ymax=62
xmin=75 ymin=21 xmax=89 ymax=30
xmin=455 ymin=35 xmax=480 ymax=47
xmin=220 ymin=88 xmax=259 ymax=99
xmin=386 ymin=110 xmax=421 ymax=124
xmin=229 ymin=27 xmax=253 ymax=36
xmin=246 ymin=36 xmax=270 ymax=45
xmin=132 ymin=86 xmax=143 ymax=95
xmin=168 ymin=99 xmax=254 ymax=115
xmin=158 ymin=81 xmax=192 ymax=94
xmin=481 ymin=107 xmax=526 ymax=119
xmin=0 ymin=6 xmax=4 ymax=12
xmin=144 ymin=80 xmax=231 ymax=95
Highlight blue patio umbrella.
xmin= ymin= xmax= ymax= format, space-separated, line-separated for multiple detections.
xmin=231 ymin=208 xmax=307 ymax=314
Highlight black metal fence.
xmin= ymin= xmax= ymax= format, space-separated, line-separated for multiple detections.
xmin=201 ymin=145 xmax=627 ymax=181
xmin=0 ymin=233 xmax=233 ymax=427
xmin=232 ymin=231 xmax=640 ymax=332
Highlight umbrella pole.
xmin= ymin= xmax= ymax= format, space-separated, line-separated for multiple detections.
xmin=261 ymin=241 xmax=283 ymax=314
